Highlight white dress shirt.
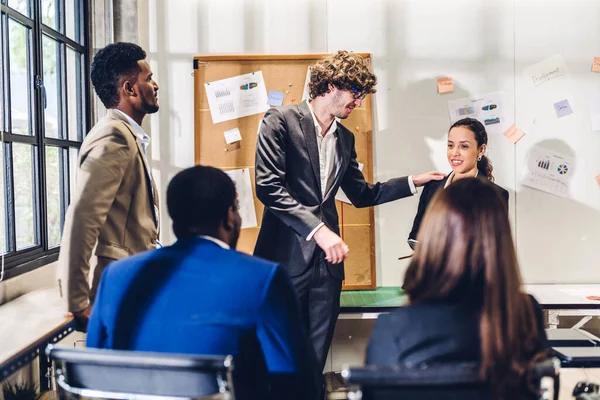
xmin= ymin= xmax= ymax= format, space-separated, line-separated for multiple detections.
xmin=198 ymin=235 xmax=230 ymax=249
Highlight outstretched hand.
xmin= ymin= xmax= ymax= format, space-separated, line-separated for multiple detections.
xmin=412 ymin=171 xmax=446 ymax=187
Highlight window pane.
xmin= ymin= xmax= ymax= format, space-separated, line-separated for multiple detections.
xmin=46 ymin=146 xmax=61 ymax=247
xmin=68 ymin=147 xmax=78 ymax=203
xmin=0 ymin=146 xmax=6 ymax=254
xmin=43 ymin=36 xmax=60 ymax=138
xmin=13 ymin=143 xmax=37 ymax=250
xmin=8 ymin=19 xmax=31 ymax=136
xmin=66 ymin=48 xmax=83 ymax=141
xmin=41 ymin=0 xmax=57 ymax=31
xmin=7 ymin=0 xmax=30 ymax=17
xmin=65 ymin=0 xmax=80 ymax=42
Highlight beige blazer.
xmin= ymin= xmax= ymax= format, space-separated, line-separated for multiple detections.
xmin=57 ymin=109 xmax=159 ymax=312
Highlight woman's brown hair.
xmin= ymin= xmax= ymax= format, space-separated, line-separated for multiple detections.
xmin=403 ymin=178 xmax=545 ymax=399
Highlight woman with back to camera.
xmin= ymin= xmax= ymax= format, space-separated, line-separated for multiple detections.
xmin=367 ymin=178 xmax=548 ymax=399
xmin=407 ymin=117 xmax=508 ymax=249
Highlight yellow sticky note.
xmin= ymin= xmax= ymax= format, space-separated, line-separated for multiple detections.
xmin=503 ymin=124 xmax=525 ymax=144
xmin=592 ymin=57 xmax=600 ymax=73
xmin=595 ymin=174 xmax=600 ymax=187
xmin=437 ymin=77 xmax=454 ymax=94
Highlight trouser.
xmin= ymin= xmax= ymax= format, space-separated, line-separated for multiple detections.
xmin=290 ymin=251 xmax=343 ymax=372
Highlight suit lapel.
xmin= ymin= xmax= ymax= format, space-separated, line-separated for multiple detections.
xmin=106 ymin=110 xmax=159 ymax=230
xmin=298 ymin=102 xmax=322 ymax=199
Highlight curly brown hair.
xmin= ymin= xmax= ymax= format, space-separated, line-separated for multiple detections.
xmin=308 ymin=50 xmax=377 ymax=99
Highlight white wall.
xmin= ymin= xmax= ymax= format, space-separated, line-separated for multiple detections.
xmin=139 ymin=0 xmax=600 ymax=286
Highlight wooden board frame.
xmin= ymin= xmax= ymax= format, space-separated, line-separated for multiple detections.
xmin=193 ymin=53 xmax=376 ymax=290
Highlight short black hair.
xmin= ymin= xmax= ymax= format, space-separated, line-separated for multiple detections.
xmin=167 ymin=166 xmax=236 ymax=238
xmin=90 ymin=42 xmax=147 ymax=109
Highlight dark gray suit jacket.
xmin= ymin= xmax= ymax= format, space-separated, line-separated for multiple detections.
xmin=254 ymin=101 xmax=413 ymax=279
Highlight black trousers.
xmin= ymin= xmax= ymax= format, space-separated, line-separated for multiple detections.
xmin=290 ymin=251 xmax=342 ymax=372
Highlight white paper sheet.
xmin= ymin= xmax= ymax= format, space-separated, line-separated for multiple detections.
xmin=447 ymin=91 xmax=507 ymax=135
xmin=301 ymin=66 xmax=312 ymax=102
xmin=523 ymin=54 xmax=566 ymax=87
xmin=521 ymin=146 xmax=576 ymax=199
xmin=336 ymin=162 xmax=364 ymax=204
xmin=224 ymin=168 xmax=258 ymax=229
xmin=205 ymin=71 xmax=269 ymax=124
xmin=223 ymin=127 xmax=242 ymax=144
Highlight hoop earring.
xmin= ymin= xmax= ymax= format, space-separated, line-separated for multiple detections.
xmin=477 ymin=155 xmax=482 ymax=162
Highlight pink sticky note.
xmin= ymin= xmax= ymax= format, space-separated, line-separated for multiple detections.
xmin=587 ymin=296 xmax=600 ymax=301
xmin=595 ymin=174 xmax=600 ymax=187
xmin=437 ymin=77 xmax=454 ymax=94
xmin=592 ymin=57 xmax=600 ymax=73
xmin=503 ymin=124 xmax=525 ymax=144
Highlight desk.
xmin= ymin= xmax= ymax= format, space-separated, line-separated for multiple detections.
xmin=339 ymin=285 xmax=600 ymax=328
xmin=525 ymin=284 xmax=600 ymax=329
xmin=0 ymin=288 xmax=75 ymax=390
xmin=339 ymin=287 xmax=406 ymax=319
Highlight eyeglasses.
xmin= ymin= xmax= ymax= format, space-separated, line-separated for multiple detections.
xmin=350 ymin=86 xmax=367 ymax=100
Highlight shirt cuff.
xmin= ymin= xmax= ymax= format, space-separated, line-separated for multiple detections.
xmin=306 ymin=222 xmax=325 ymax=241
xmin=408 ymin=175 xmax=417 ymax=194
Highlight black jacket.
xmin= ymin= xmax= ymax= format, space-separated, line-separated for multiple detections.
xmin=254 ymin=101 xmax=413 ymax=279
xmin=366 ymin=295 xmax=548 ymax=398
xmin=408 ymin=173 xmax=509 ymax=243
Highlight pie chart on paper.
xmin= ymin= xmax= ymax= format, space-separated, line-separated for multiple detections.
xmin=557 ymin=164 xmax=569 ymax=175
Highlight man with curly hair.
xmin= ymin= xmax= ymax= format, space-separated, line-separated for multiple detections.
xmin=58 ymin=42 xmax=160 ymax=329
xmin=254 ymin=50 xmax=444 ymax=372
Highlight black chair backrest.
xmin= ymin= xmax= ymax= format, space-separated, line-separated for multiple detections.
xmin=342 ymin=363 xmax=490 ymax=400
xmin=342 ymin=359 xmax=560 ymax=400
xmin=46 ymin=344 xmax=234 ymax=399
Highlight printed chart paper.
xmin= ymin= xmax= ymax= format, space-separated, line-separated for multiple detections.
xmin=521 ymin=146 xmax=575 ymax=199
xmin=447 ymin=91 xmax=507 ymax=135
xmin=205 ymin=71 xmax=269 ymax=124
xmin=224 ymin=168 xmax=258 ymax=229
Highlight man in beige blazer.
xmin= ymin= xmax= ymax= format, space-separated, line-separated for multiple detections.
xmin=58 ymin=42 xmax=160 ymax=328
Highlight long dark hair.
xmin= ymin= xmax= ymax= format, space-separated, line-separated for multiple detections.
xmin=404 ymin=178 xmax=546 ymax=399
xmin=449 ymin=118 xmax=494 ymax=182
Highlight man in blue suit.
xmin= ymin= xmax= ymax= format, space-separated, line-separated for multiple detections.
xmin=87 ymin=165 xmax=321 ymax=400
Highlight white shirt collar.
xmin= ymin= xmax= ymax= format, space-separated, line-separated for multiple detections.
xmin=306 ymin=100 xmax=337 ymax=137
xmin=114 ymin=109 xmax=150 ymax=147
xmin=198 ymin=235 xmax=230 ymax=250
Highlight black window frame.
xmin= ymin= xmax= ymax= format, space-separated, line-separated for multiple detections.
xmin=0 ymin=0 xmax=90 ymax=280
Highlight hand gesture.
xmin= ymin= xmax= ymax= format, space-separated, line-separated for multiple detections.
xmin=313 ymin=226 xmax=349 ymax=264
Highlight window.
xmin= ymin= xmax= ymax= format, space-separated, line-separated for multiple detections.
xmin=0 ymin=0 xmax=89 ymax=279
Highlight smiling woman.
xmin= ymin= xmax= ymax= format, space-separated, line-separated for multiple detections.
xmin=407 ymin=118 xmax=509 ymax=248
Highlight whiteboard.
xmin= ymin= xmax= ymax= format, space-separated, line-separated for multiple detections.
xmin=142 ymin=0 xmax=600 ymax=285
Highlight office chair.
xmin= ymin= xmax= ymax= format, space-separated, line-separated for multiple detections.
xmin=342 ymin=358 xmax=560 ymax=400
xmin=46 ymin=344 xmax=235 ymax=400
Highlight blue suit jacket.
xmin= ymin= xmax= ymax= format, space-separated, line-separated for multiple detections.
xmin=87 ymin=237 xmax=320 ymax=400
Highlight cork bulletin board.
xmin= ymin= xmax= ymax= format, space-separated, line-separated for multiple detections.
xmin=193 ymin=54 xmax=376 ymax=290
